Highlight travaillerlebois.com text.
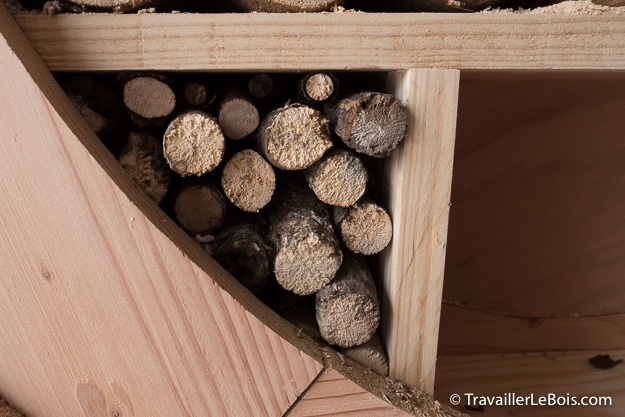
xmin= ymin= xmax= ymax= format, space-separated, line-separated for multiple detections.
xmin=449 ymin=393 xmax=612 ymax=407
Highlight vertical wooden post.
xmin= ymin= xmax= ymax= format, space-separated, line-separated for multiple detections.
xmin=380 ymin=68 xmax=460 ymax=394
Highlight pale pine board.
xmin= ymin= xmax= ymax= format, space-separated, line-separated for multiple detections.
xmin=288 ymin=369 xmax=411 ymax=417
xmin=379 ymin=69 xmax=459 ymax=394
xmin=12 ymin=14 xmax=625 ymax=72
xmin=444 ymin=77 xmax=625 ymax=318
xmin=438 ymin=305 xmax=625 ymax=355
xmin=0 ymin=4 xmax=323 ymax=416
xmin=435 ymin=350 xmax=625 ymax=416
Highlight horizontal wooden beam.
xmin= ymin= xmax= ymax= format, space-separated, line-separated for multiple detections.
xmin=13 ymin=13 xmax=625 ymax=71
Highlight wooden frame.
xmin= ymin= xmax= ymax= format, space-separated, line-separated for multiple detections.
xmin=2 ymin=4 xmax=625 ymax=417
xmin=12 ymin=13 xmax=625 ymax=72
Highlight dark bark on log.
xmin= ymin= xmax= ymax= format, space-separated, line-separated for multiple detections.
xmin=316 ymin=253 xmax=380 ymax=348
xmin=267 ymin=182 xmax=342 ymax=296
xmin=213 ymin=220 xmax=272 ymax=293
xmin=61 ymin=75 xmax=124 ymax=153
xmin=248 ymin=74 xmax=274 ymax=100
xmin=181 ymin=81 xmax=216 ymax=110
xmin=231 ymin=0 xmax=339 ymax=12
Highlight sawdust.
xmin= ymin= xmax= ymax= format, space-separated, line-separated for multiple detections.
xmin=482 ymin=0 xmax=625 ymax=13
xmin=0 ymin=399 xmax=23 ymax=417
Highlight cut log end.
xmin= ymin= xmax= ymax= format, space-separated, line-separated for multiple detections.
xmin=331 ymin=92 xmax=408 ymax=158
xmin=163 ymin=111 xmax=225 ymax=177
xmin=248 ymin=74 xmax=274 ymax=99
xmin=183 ymin=82 xmax=214 ymax=108
xmin=118 ymin=131 xmax=171 ymax=204
xmin=213 ymin=222 xmax=271 ymax=293
xmin=268 ymin=183 xmax=343 ymax=295
xmin=219 ymin=97 xmax=260 ymax=140
xmin=260 ymin=104 xmax=332 ymax=170
xmin=305 ymin=73 xmax=334 ymax=101
xmin=316 ymin=254 xmax=380 ymax=348
xmin=341 ymin=333 xmax=389 ymax=377
xmin=339 ymin=199 xmax=392 ymax=255
xmin=221 ymin=150 xmax=276 ymax=212
xmin=174 ymin=184 xmax=227 ymax=234
xmin=68 ymin=94 xmax=111 ymax=135
xmin=274 ymin=238 xmax=343 ymax=296
xmin=123 ymin=77 xmax=176 ymax=120
xmin=306 ymin=149 xmax=367 ymax=207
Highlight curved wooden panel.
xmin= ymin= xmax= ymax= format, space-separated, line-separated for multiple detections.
xmin=0 ymin=4 xmax=324 ymax=416
xmin=445 ymin=77 xmax=625 ymax=318
xmin=438 ymin=305 xmax=625 ymax=355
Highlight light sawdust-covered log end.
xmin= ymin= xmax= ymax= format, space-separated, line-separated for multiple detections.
xmin=258 ymin=104 xmax=332 ymax=170
xmin=213 ymin=222 xmax=272 ymax=293
xmin=341 ymin=333 xmax=389 ymax=377
xmin=163 ymin=111 xmax=225 ymax=177
xmin=305 ymin=148 xmax=368 ymax=207
xmin=338 ymin=198 xmax=393 ymax=255
xmin=316 ymin=253 xmax=380 ymax=348
xmin=330 ymin=92 xmax=408 ymax=158
xmin=268 ymin=183 xmax=342 ymax=296
xmin=218 ymin=88 xmax=260 ymax=140
xmin=231 ymin=0 xmax=338 ymax=12
xmin=123 ymin=76 xmax=176 ymax=121
xmin=274 ymin=237 xmax=343 ymax=296
xmin=174 ymin=184 xmax=227 ymax=234
xmin=221 ymin=149 xmax=276 ymax=212
xmin=119 ymin=131 xmax=171 ymax=204
xmin=298 ymin=72 xmax=338 ymax=105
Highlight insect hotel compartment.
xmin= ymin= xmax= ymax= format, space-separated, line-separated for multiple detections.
xmin=2 ymin=3 xmax=625 ymax=417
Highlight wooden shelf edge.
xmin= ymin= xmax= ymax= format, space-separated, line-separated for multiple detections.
xmin=12 ymin=13 xmax=625 ymax=72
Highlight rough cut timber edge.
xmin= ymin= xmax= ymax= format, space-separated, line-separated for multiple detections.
xmin=0 ymin=3 xmax=464 ymax=417
xmin=12 ymin=13 xmax=625 ymax=72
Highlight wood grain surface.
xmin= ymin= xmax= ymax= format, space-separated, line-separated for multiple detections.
xmin=444 ymin=77 xmax=625 ymax=318
xmin=11 ymin=13 xmax=625 ymax=71
xmin=288 ymin=369 xmax=411 ymax=417
xmin=378 ymin=69 xmax=459 ymax=394
xmin=0 ymin=3 xmax=324 ymax=416
xmin=438 ymin=305 xmax=625 ymax=356
xmin=435 ymin=350 xmax=625 ymax=416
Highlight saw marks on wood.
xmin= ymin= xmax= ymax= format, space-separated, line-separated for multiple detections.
xmin=0 ymin=4 xmax=322 ymax=416
xmin=13 ymin=14 xmax=625 ymax=71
